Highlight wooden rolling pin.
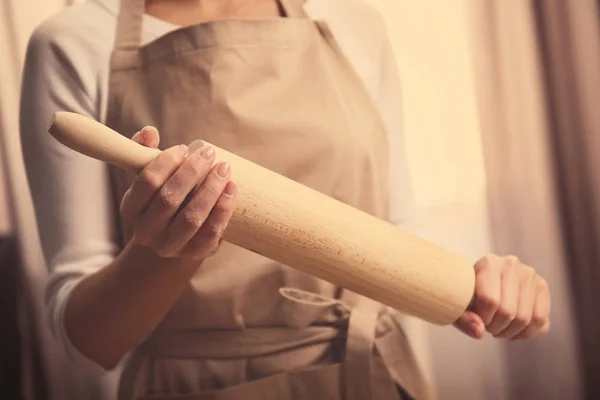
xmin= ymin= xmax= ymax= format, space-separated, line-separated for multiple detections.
xmin=49 ymin=111 xmax=475 ymax=325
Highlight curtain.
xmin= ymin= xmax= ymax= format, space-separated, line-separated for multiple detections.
xmin=533 ymin=0 xmax=600 ymax=397
xmin=366 ymin=1 xmax=513 ymax=398
xmin=0 ymin=0 xmax=117 ymax=399
xmin=466 ymin=0 xmax=597 ymax=398
xmin=372 ymin=0 xmax=592 ymax=398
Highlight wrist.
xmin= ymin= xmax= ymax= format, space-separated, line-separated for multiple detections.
xmin=120 ymin=241 xmax=202 ymax=275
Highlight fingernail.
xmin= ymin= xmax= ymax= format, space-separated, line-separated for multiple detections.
xmin=179 ymin=144 xmax=189 ymax=155
xmin=138 ymin=128 xmax=149 ymax=140
xmin=223 ymin=181 xmax=236 ymax=197
xmin=199 ymin=146 xmax=215 ymax=160
xmin=217 ymin=162 xmax=230 ymax=179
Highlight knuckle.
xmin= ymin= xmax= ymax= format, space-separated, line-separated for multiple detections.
xmin=506 ymin=255 xmax=520 ymax=265
xmin=537 ymin=276 xmax=550 ymax=291
xmin=495 ymin=305 xmax=517 ymax=321
xmin=139 ymin=169 xmax=163 ymax=191
xmin=163 ymin=148 xmax=186 ymax=165
xmin=503 ymin=257 xmax=520 ymax=273
xmin=514 ymin=313 xmax=532 ymax=327
xmin=476 ymin=293 xmax=500 ymax=311
xmin=182 ymin=211 xmax=204 ymax=230
xmin=475 ymin=254 xmax=495 ymax=270
xmin=522 ymin=264 xmax=536 ymax=277
xmin=532 ymin=313 xmax=547 ymax=327
xmin=483 ymin=254 xmax=497 ymax=263
xmin=158 ymin=187 xmax=179 ymax=209
xmin=207 ymin=223 xmax=225 ymax=239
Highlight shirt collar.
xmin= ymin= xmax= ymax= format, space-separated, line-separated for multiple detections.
xmin=94 ymin=0 xmax=179 ymax=38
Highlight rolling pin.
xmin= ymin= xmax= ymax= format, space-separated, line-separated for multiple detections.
xmin=49 ymin=111 xmax=475 ymax=325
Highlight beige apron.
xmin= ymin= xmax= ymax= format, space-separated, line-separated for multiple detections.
xmin=105 ymin=0 xmax=433 ymax=399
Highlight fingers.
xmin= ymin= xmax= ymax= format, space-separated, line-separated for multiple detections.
xmin=120 ymin=144 xmax=189 ymax=225
xmin=119 ymin=136 xmax=237 ymax=261
xmin=465 ymin=254 xmax=551 ymax=342
xmin=511 ymin=277 xmax=551 ymax=340
xmin=486 ymin=261 xmax=520 ymax=335
xmin=160 ymin=161 xmax=232 ymax=256
xmin=495 ymin=267 xmax=537 ymax=339
xmin=472 ymin=255 xmax=502 ymax=326
xmin=453 ymin=310 xmax=485 ymax=340
xmin=135 ymin=145 xmax=216 ymax=251
xmin=184 ymin=181 xmax=237 ymax=259
xmin=131 ymin=126 xmax=160 ymax=148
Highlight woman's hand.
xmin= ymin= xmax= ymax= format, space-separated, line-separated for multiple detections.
xmin=453 ymin=254 xmax=551 ymax=341
xmin=62 ymin=126 xmax=237 ymax=369
xmin=121 ymin=126 xmax=237 ymax=260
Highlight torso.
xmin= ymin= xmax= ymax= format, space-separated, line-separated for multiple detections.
xmin=106 ymin=1 xmax=400 ymax=398
xmin=27 ymin=0 xmax=431 ymax=397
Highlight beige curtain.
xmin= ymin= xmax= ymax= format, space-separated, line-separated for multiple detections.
xmin=0 ymin=0 xmax=118 ymax=399
xmin=372 ymin=0 xmax=593 ymax=398
xmin=466 ymin=0 xmax=599 ymax=398
xmin=533 ymin=0 xmax=600 ymax=397
xmin=366 ymin=1 xmax=513 ymax=398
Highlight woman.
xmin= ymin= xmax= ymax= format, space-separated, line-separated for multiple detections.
xmin=20 ymin=0 xmax=551 ymax=399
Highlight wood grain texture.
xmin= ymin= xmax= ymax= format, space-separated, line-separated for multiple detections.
xmin=49 ymin=111 xmax=475 ymax=325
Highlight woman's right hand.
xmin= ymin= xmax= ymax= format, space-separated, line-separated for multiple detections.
xmin=119 ymin=126 xmax=237 ymax=261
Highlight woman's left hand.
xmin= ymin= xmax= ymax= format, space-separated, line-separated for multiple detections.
xmin=453 ymin=254 xmax=551 ymax=340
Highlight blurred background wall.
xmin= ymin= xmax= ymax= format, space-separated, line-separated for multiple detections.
xmin=366 ymin=1 xmax=595 ymax=400
xmin=1 ymin=0 xmax=598 ymax=399
xmin=1 ymin=1 xmax=120 ymax=399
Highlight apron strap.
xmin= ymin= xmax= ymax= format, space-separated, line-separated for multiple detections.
xmin=343 ymin=299 xmax=381 ymax=400
xmin=278 ymin=0 xmax=309 ymax=18
xmin=113 ymin=0 xmax=307 ymax=52
xmin=115 ymin=0 xmax=145 ymax=50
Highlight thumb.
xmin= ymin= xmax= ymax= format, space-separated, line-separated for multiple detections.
xmin=131 ymin=126 xmax=160 ymax=149
xmin=453 ymin=311 xmax=486 ymax=340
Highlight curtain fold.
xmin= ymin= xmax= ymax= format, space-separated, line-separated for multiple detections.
xmin=533 ymin=0 xmax=600 ymax=398
xmin=466 ymin=0 xmax=597 ymax=398
xmin=365 ymin=2 xmax=508 ymax=398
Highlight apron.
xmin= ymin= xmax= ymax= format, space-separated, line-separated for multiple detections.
xmin=105 ymin=0 xmax=433 ymax=399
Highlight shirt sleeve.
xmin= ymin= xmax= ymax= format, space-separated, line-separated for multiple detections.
xmin=20 ymin=21 xmax=121 ymax=375
xmin=375 ymin=24 xmax=419 ymax=234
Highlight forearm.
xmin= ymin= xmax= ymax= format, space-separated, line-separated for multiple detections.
xmin=64 ymin=241 xmax=200 ymax=369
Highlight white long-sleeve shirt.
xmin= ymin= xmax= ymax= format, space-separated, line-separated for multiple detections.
xmin=20 ymin=0 xmax=417 ymax=375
